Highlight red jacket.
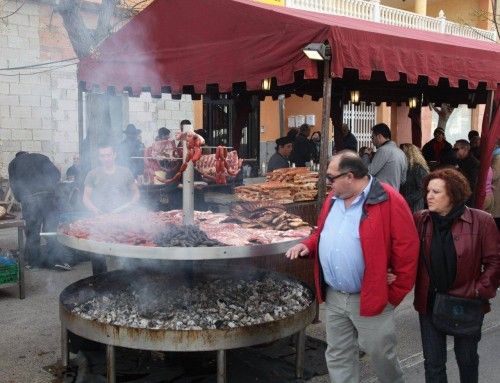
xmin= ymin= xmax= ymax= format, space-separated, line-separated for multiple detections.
xmin=413 ymin=208 xmax=500 ymax=314
xmin=303 ymin=179 xmax=419 ymax=316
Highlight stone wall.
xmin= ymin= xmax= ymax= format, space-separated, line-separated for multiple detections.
xmin=0 ymin=1 xmax=193 ymax=178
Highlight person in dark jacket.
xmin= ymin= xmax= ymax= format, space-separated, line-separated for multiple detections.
xmin=8 ymin=152 xmax=67 ymax=269
xmin=290 ymin=123 xmax=314 ymax=167
xmin=65 ymin=155 xmax=81 ymax=181
xmin=117 ymin=124 xmax=145 ymax=178
xmin=468 ymin=130 xmax=481 ymax=160
xmin=400 ymin=143 xmax=429 ymax=212
xmin=310 ymin=131 xmax=321 ymax=163
xmin=422 ymin=128 xmax=453 ymax=166
xmin=286 ymin=127 xmax=299 ymax=142
xmin=413 ymin=168 xmax=499 ymax=383
xmin=341 ymin=123 xmax=358 ymax=151
xmin=267 ymin=136 xmax=293 ymax=172
xmin=453 ymin=139 xmax=480 ymax=206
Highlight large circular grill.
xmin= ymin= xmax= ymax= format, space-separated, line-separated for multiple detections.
xmin=60 ymin=269 xmax=316 ymax=383
xmin=61 ymin=268 xmax=315 ymax=350
xmin=58 ymin=219 xmax=316 ymax=383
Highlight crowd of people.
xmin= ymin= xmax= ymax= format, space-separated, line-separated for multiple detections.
xmin=5 ymin=118 xmax=499 ymax=383
xmin=285 ymin=124 xmax=499 ymax=383
xmin=269 ymin=122 xmax=498 ymax=223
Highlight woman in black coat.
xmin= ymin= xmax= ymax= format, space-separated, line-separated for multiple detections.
xmin=400 ymin=143 xmax=429 ymax=212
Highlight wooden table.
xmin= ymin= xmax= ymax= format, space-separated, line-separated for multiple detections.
xmin=0 ymin=219 xmax=25 ymax=299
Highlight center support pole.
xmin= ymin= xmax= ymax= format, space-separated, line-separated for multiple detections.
xmin=182 ymin=123 xmax=195 ymax=225
xmin=217 ymin=349 xmax=227 ymax=383
xmin=317 ymin=50 xmax=333 ymax=209
xmin=107 ymin=344 xmax=116 ymax=383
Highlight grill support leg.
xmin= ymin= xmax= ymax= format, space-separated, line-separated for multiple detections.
xmin=295 ymin=328 xmax=306 ymax=379
xmin=61 ymin=326 xmax=69 ymax=368
xmin=107 ymin=345 xmax=116 ymax=383
xmin=217 ymin=349 xmax=226 ymax=383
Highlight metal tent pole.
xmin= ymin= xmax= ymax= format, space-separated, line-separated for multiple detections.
xmin=317 ymin=50 xmax=333 ymax=208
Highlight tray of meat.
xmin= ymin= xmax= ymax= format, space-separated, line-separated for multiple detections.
xmin=58 ymin=210 xmax=311 ymax=261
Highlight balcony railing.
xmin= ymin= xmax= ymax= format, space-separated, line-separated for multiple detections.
xmin=287 ymin=0 xmax=497 ymax=42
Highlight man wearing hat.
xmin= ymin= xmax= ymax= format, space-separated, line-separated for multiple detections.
xmin=118 ymin=123 xmax=145 ymax=178
xmin=422 ymin=127 xmax=453 ymax=166
xmin=268 ymin=136 xmax=293 ymax=172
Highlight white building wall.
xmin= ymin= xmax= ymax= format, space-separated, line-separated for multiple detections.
xmin=0 ymin=1 xmax=193 ymax=178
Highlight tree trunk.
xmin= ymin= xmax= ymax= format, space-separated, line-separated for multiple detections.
xmin=431 ymin=103 xmax=455 ymax=131
xmin=56 ymin=0 xmax=96 ymax=58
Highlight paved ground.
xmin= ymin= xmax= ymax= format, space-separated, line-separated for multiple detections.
xmin=0 ymin=226 xmax=499 ymax=382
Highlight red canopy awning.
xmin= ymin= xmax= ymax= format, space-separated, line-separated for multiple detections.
xmin=77 ymin=0 xmax=500 ymax=96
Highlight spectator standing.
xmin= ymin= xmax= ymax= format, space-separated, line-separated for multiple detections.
xmin=286 ymin=127 xmax=299 ymax=143
xmin=361 ymin=123 xmax=407 ymax=189
xmin=65 ymin=155 xmax=81 ymax=182
xmin=117 ymin=124 xmax=145 ymax=178
xmin=453 ymin=139 xmax=480 ymax=206
xmin=8 ymin=152 xmax=68 ymax=269
xmin=290 ymin=123 xmax=314 ymax=167
xmin=422 ymin=128 xmax=453 ymax=166
xmin=267 ymin=137 xmax=293 ymax=172
xmin=400 ymin=143 xmax=430 ymax=212
xmin=341 ymin=123 xmax=358 ymax=151
xmin=310 ymin=131 xmax=321 ymax=163
xmin=413 ymin=168 xmax=499 ymax=383
xmin=286 ymin=152 xmax=419 ymax=383
xmin=468 ymin=130 xmax=481 ymax=160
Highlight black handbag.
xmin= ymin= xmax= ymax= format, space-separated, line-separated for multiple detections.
xmin=420 ymin=223 xmax=484 ymax=337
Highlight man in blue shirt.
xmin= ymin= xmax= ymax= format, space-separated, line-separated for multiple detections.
xmin=286 ymin=151 xmax=418 ymax=383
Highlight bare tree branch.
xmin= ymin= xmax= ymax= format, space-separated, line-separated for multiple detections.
xmin=429 ymin=103 xmax=455 ymax=131
xmin=95 ymin=0 xmax=120 ymax=44
xmin=0 ymin=0 xmax=26 ymax=21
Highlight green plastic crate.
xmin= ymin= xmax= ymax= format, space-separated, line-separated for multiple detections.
xmin=0 ymin=263 xmax=18 ymax=285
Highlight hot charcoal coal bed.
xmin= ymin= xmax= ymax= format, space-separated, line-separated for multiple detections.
xmin=60 ymin=268 xmax=316 ymax=383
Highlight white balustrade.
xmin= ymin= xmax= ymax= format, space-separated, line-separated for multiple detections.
xmin=286 ymin=0 xmax=496 ymax=42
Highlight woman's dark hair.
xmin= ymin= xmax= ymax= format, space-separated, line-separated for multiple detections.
xmin=422 ymin=168 xmax=471 ymax=206
xmin=311 ymin=131 xmax=321 ymax=140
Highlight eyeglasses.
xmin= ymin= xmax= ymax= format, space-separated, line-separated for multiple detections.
xmin=326 ymin=172 xmax=349 ymax=183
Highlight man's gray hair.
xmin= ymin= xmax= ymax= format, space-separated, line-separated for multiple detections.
xmin=334 ymin=150 xmax=368 ymax=179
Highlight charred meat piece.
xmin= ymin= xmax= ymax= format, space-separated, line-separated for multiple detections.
xmin=154 ymin=225 xmax=226 ymax=247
